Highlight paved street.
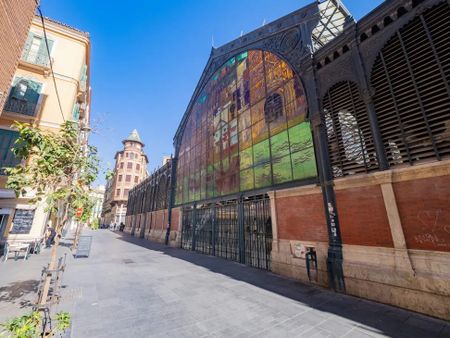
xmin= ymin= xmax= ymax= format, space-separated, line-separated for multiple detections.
xmin=1 ymin=230 xmax=449 ymax=338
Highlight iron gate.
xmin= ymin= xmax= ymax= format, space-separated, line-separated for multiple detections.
xmin=181 ymin=195 xmax=272 ymax=270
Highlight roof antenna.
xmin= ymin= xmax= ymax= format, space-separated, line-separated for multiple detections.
xmin=262 ymin=18 xmax=266 ymax=26
xmin=211 ymin=35 xmax=215 ymax=48
xmin=240 ymin=30 xmax=244 ymax=37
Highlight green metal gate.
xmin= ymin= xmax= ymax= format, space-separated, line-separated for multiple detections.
xmin=181 ymin=195 xmax=272 ymax=270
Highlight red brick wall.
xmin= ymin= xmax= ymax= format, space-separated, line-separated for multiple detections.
xmin=336 ymin=185 xmax=393 ymax=247
xmin=146 ymin=210 xmax=169 ymax=231
xmin=171 ymin=208 xmax=180 ymax=231
xmin=0 ymin=1 xmax=36 ymax=111
xmin=394 ymin=175 xmax=450 ymax=252
xmin=276 ymin=194 xmax=328 ymax=242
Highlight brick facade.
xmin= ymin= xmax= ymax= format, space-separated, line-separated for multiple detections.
xmin=394 ymin=175 xmax=450 ymax=252
xmin=0 ymin=0 xmax=37 ymax=111
xmin=336 ymin=185 xmax=394 ymax=248
xmin=104 ymin=130 xmax=148 ymax=225
xmin=276 ymin=194 xmax=328 ymax=242
xmin=125 ymin=208 xmax=181 ymax=247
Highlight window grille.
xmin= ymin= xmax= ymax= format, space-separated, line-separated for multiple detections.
xmin=322 ymin=81 xmax=378 ymax=177
xmin=371 ymin=3 xmax=450 ymax=166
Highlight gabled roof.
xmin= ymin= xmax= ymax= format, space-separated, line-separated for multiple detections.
xmin=173 ymin=0 xmax=352 ymax=146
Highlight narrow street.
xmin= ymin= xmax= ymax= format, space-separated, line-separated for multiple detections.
xmin=2 ymin=230 xmax=448 ymax=338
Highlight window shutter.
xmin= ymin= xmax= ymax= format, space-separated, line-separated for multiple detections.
xmin=21 ymin=33 xmax=34 ymax=60
xmin=322 ymin=81 xmax=378 ymax=177
xmin=24 ymin=80 xmax=42 ymax=104
xmin=72 ymin=103 xmax=80 ymax=120
xmin=0 ymin=129 xmax=20 ymax=170
xmin=37 ymin=37 xmax=53 ymax=66
xmin=371 ymin=2 xmax=450 ymax=165
xmin=8 ymin=77 xmax=22 ymax=100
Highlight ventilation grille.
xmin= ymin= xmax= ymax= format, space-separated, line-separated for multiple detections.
xmin=322 ymin=81 xmax=379 ymax=177
xmin=371 ymin=2 xmax=450 ymax=166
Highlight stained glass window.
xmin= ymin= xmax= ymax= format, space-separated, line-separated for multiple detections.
xmin=175 ymin=50 xmax=316 ymax=205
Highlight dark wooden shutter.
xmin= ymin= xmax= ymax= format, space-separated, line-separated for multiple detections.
xmin=371 ymin=2 xmax=450 ymax=166
xmin=322 ymin=81 xmax=378 ymax=177
xmin=24 ymin=80 xmax=41 ymax=104
xmin=0 ymin=129 xmax=20 ymax=173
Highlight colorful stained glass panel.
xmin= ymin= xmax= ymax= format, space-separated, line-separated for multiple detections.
xmin=176 ymin=50 xmax=315 ymax=205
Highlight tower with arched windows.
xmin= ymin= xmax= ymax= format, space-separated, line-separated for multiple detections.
xmin=102 ymin=130 xmax=148 ymax=226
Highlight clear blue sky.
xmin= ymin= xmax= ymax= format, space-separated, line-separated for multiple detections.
xmin=40 ymin=0 xmax=383 ymax=185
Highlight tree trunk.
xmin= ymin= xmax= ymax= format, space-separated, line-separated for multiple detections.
xmin=72 ymin=221 xmax=82 ymax=250
xmin=38 ymin=203 xmax=69 ymax=306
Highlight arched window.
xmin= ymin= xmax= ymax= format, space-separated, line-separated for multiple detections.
xmin=156 ymin=175 xmax=168 ymax=210
xmin=175 ymin=50 xmax=315 ymax=205
xmin=322 ymin=81 xmax=378 ymax=177
xmin=371 ymin=2 xmax=450 ymax=166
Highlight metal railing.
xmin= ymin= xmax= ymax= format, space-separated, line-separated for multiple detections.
xmin=21 ymin=50 xmax=51 ymax=68
xmin=3 ymin=97 xmax=38 ymax=116
xmin=181 ymin=195 xmax=272 ymax=270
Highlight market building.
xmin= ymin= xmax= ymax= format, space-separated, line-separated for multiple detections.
xmin=0 ymin=16 xmax=91 ymax=246
xmin=127 ymin=159 xmax=173 ymax=242
xmin=125 ymin=0 xmax=450 ymax=320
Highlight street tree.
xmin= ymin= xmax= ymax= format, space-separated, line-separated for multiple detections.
xmin=6 ymin=120 xmax=99 ymax=305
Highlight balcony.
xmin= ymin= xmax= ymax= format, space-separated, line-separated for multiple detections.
xmin=20 ymin=49 xmax=51 ymax=68
xmin=3 ymin=97 xmax=38 ymax=117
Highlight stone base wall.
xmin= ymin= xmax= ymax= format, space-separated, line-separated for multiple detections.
xmin=270 ymin=160 xmax=450 ymax=320
xmin=124 ymin=215 xmax=132 ymax=234
xmin=271 ymin=239 xmax=329 ymax=287
xmin=343 ymin=246 xmax=450 ymax=320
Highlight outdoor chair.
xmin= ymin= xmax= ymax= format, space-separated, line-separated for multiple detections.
xmin=2 ymin=242 xmax=31 ymax=262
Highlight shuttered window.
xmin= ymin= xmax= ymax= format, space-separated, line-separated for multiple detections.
xmin=0 ymin=129 xmax=20 ymax=174
xmin=322 ymin=81 xmax=378 ymax=177
xmin=21 ymin=33 xmax=54 ymax=67
xmin=371 ymin=2 xmax=450 ymax=166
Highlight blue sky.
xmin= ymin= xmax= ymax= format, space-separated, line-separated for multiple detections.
xmin=40 ymin=0 xmax=383 ymax=185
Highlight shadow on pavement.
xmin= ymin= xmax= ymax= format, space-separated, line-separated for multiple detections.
xmin=116 ymin=232 xmax=449 ymax=338
xmin=0 ymin=279 xmax=39 ymax=309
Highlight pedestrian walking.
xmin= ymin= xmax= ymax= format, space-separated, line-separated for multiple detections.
xmin=45 ymin=225 xmax=56 ymax=248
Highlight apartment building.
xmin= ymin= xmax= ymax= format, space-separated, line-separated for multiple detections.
xmin=0 ymin=16 xmax=91 ymax=243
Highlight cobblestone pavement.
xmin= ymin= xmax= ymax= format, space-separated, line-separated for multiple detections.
xmin=1 ymin=230 xmax=449 ymax=338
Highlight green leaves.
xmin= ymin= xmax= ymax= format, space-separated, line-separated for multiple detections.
xmin=54 ymin=312 xmax=71 ymax=332
xmin=1 ymin=311 xmax=41 ymax=338
xmin=1 ymin=311 xmax=71 ymax=337
xmin=5 ymin=121 xmax=99 ymax=228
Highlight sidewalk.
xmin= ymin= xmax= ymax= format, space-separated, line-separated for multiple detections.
xmin=1 ymin=230 xmax=449 ymax=337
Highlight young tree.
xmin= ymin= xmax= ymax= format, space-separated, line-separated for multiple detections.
xmin=6 ymin=120 xmax=99 ymax=305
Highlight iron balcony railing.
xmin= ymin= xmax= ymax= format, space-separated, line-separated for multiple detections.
xmin=21 ymin=50 xmax=51 ymax=68
xmin=3 ymin=97 xmax=38 ymax=117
